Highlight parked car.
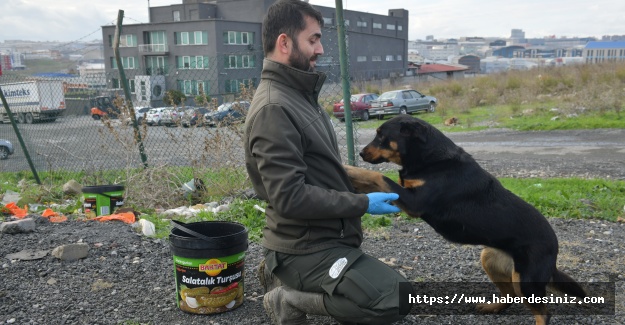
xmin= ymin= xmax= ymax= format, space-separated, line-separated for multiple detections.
xmin=0 ymin=139 xmax=14 ymax=160
xmin=369 ymin=89 xmax=437 ymax=120
xmin=333 ymin=93 xmax=379 ymax=122
xmin=160 ymin=107 xmax=188 ymax=127
xmin=181 ymin=107 xmax=211 ymax=127
xmin=204 ymin=101 xmax=251 ymax=127
xmin=122 ymin=106 xmax=151 ymax=125
xmin=146 ymin=107 xmax=170 ymax=126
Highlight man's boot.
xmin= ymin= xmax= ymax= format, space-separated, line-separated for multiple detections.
xmin=263 ymin=286 xmax=329 ymax=325
xmin=258 ymin=258 xmax=283 ymax=294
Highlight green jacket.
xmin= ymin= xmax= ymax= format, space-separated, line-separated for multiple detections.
xmin=244 ymin=59 xmax=368 ymax=255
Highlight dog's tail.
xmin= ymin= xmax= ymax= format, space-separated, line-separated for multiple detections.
xmin=550 ymin=268 xmax=587 ymax=298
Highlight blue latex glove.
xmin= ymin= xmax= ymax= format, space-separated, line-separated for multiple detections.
xmin=366 ymin=192 xmax=401 ymax=215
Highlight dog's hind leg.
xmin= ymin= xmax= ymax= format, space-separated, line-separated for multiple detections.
xmin=514 ymin=252 xmax=555 ymax=325
xmin=476 ymin=247 xmax=515 ymax=314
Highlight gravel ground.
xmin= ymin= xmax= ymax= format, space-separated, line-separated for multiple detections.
xmin=1 ymin=128 xmax=624 ymax=325
xmin=1 ymin=215 xmax=623 ymax=325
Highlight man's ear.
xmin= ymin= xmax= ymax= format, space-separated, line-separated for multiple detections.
xmin=276 ymin=34 xmax=290 ymax=55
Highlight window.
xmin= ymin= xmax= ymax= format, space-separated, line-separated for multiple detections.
xmin=195 ymin=56 xmax=207 ymax=69
xmin=144 ymin=31 xmax=167 ymax=51
xmin=177 ymin=80 xmax=209 ymax=95
xmin=109 ymin=34 xmax=136 ymax=47
xmin=176 ymin=56 xmax=209 ymax=69
xmin=225 ymin=78 xmax=257 ymax=93
xmin=224 ymin=31 xmax=254 ymax=45
xmin=357 ymin=21 xmax=367 ymax=28
xmin=193 ymin=31 xmax=207 ymax=44
xmin=344 ymin=20 xmax=349 ymax=27
xmin=120 ymin=34 xmax=137 ymax=47
xmin=179 ymin=32 xmax=189 ymax=45
xmin=175 ymin=31 xmax=207 ymax=45
xmin=386 ymin=55 xmax=394 ymax=61
xmin=323 ymin=17 xmax=333 ymax=25
xmin=387 ymin=24 xmax=396 ymax=30
xmin=173 ymin=10 xmax=180 ymax=22
xmin=224 ymin=54 xmax=256 ymax=69
xmin=372 ymin=56 xmax=382 ymax=61
xmin=398 ymin=25 xmax=403 ymax=31
xmin=396 ymin=55 xmax=402 ymax=61
xmin=146 ymin=56 xmax=167 ymax=75
xmin=111 ymin=78 xmax=136 ymax=93
xmin=357 ymin=56 xmax=367 ymax=62
xmin=110 ymin=56 xmax=136 ymax=69
xmin=373 ymin=23 xmax=382 ymax=29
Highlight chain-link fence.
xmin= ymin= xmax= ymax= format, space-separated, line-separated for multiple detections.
xmin=0 ymin=23 xmax=404 ymax=207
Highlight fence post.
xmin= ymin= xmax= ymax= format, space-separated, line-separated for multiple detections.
xmin=0 ymin=86 xmax=41 ymax=184
xmin=114 ymin=9 xmax=149 ymax=168
xmin=334 ymin=0 xmax=356 ymax=166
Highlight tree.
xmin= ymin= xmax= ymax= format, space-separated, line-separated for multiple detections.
xmin=163 ymin=90 xmax=187 ymax=107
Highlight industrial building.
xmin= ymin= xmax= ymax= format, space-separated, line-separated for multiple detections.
xmin=100 ymin=0 xmax=409 ymax=106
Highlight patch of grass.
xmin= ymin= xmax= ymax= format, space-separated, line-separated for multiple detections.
xmin=382 ymin=172 xmax=624 ymax=222
xmin=141 ymin=198 xmax=266 ymax=242
xmin=502 ymin=111 xmax=625 ymax=131
xmin=362 ymin=214 xmax=393 ymax=229
xmin=499 ymin=178 xmax=624 ymax=221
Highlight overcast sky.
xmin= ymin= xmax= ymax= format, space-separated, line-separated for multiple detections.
xmin=1 ymin=0 xmax=624 ymax=43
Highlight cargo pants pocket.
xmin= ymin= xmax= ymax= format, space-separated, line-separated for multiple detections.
xmin=264 ymin=249 xmax=303 ymax=290
xmin=320 ymin=249 xmax=364 ymax=295
xmin=325 ymin=253 xmax=402 ymax=311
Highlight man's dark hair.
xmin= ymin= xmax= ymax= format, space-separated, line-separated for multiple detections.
xmin=262 ymin=0 xmax=324 ymax=56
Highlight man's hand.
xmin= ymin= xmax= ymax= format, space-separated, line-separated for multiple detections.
xmin=366 ymin=192 xmax=401 ymax=215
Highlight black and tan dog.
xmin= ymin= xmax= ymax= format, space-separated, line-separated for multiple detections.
xmin=345 ymin=115 xmax=586 ymax=325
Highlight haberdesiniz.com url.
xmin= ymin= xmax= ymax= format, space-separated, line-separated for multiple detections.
xmin=398 ymin=281 xmax=615 ymax=316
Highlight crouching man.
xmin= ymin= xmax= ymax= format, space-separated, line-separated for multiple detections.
xmin=243 ymin=1 xmax=412 ymax=324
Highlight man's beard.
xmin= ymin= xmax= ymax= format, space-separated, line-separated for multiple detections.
xmin=289 ymin=39 xmax=318 ymax=72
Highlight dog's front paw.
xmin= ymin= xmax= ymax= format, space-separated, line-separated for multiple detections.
xmin=343 ymin=165 xmax=387 ymax=193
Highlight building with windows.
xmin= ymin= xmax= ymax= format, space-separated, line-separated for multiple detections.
xmin=583 ymin=41 xmax=625 ymax=63
xmin=101 ymin=0 xmax=409 ymax=106
xmin=408 ymin=40 xmax=459 ymax=61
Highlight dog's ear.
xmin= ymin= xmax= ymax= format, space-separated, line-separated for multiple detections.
xmin=400 ymin=120 xmax=426 ymax=142
xmin=399 ymin=121 xmax=415 ymax=137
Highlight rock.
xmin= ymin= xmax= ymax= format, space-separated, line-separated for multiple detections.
xmin=138 ymin=219 xmax=156 ymax=237
xmin=1 ymin=190 xmax=21 ymax=205
xmin=5 ymin=249 xmax=49 ymax=261
xmin=62 ymin=180 xmax=83 ymax=195
xmin=213 ymin=204 xmax=230 ymax=213
xmin=0 ymin=218 xmax=36 ymax=234
xmin=51 ymin=243 xmax=90 ymax=261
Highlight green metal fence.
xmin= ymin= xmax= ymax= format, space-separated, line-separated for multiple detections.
xmin=0 ymin=11 xmax=404 ymax=206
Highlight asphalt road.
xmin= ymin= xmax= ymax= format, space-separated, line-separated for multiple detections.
xmin=352 ymin=127 xmax=625 ymax=180
xmin=1 ymin=116 xmax=624 ymax=180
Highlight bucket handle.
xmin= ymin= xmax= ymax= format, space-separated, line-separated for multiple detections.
xmin=170 ymin=220 xmax=222 ymax=244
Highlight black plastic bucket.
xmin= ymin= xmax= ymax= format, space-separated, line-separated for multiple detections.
xmin=170 ymin=220 xmax=248 ymax=314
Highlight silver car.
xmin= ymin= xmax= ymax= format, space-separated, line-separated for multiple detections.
xmin=0 ymin=139 xmax=14 ymax=160
xmin=160 ymin=107 xmax=188 ymax=127
xmin=369 ymin=89 xmax=437 ymax=120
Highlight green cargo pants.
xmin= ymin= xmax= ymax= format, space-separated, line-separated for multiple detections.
xmin=264 ymin=247 xmax=412 ymax=325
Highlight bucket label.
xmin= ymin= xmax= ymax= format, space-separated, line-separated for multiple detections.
xmin=173 ymin=252 xmax=245 ymax=314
